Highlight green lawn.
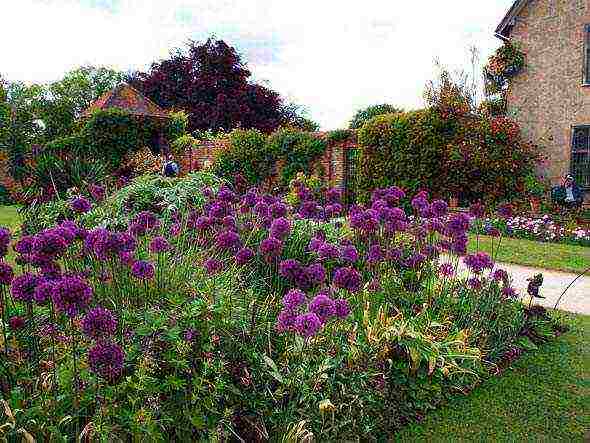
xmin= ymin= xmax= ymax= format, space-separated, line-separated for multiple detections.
xmin=470 ymin=235 xmax=590 ymax=274
xmin=395 ymin=314 xmax=590 ymax=441
xmin=0 ymin=205 xmax=20 ymax=231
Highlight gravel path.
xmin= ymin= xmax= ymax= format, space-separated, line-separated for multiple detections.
xmin=455 ymin=260 xmax=590 ymax=314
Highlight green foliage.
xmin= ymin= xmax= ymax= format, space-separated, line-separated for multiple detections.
xmin=267 ymin=128 xmax=327 ymax=186
xmin=82 ymin=108 xmax=157 ymax=167
xmin=355 ymin=109 xmax=541 ymax=204
xmin=169 ymin=134 xmax=196 ymax=160
xmin=524 ymin=172 xmax=547 ymax=198
xmin=165 ymin=110 xmax=189 ymax=141
xmin=210 ymin=128 xmax=273 ymax=184
xmin=349 ymin=103 xmax=403 ymax=129
xmin=326 ymin=129 xmax=353 ymax=144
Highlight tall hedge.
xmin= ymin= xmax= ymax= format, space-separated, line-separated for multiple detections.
xmin=355 ymin=110 xmax=540 ymax=204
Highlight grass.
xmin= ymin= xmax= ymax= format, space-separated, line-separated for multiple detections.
xmin=469 ymin=234 xmax=590 ymax=274
xmin=395 ymin=314 xmax=590 ymax=441
xmin=0 ymin=205 xmax=20 ymax=231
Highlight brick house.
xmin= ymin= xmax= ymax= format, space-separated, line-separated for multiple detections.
xmin=495 ymin=0 xmax=590 ymax=195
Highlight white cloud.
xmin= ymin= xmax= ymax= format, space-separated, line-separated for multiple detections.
xmin=1 ymin=0 xmax=514 ymax=129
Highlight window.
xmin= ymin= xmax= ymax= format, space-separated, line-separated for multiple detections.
xmin=571 ymin=126 xmax=590 ymax=188
xmin=585 ymin=24 xmax=590 ymax=84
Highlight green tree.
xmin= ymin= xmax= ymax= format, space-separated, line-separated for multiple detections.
xmin=349 ymin=103 xmax=403 ymax=129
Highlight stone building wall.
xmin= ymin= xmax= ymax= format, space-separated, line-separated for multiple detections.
xmin=505 ymin=0 xmax=590 ymax=189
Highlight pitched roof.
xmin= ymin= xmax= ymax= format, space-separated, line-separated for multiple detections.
xmin=495 ymin=0 xmax=529 ymax=38
xmin=83 ymin=83 xmax=169 ymax=119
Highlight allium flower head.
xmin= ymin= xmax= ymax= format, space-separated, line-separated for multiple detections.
xmin=282 ymin=288 xmax=306 ymax=310
xmin=215 ymin=230 xmax=241 ymax=251
xmin=467 ymin=277 xmax=482 ymax=289
xmin=333 ymin=267 xmax=362 ymax=293
xmin=279 ymin=259 xmax=303 ymax=280
xmin=463 ymin=252 xmax=494 ymax=274
xmin=446 ymin=213 xmax=471 ymax=237
xmin=14 ymin=235 xmax=34 ymax=255
xmin=131 ymin=260 xmax=155 ymax=280
xmin=431 ymin=199 xmax=448 ymax=217
xmin=334 ymin=298 xmax=351 ymax=319
xmin=70 ymin=196 xmax=92 ymax=214
xmin=203 ymin=258 xmax=223 ymax=275
xmin=309 ymin=293 xmax=336 ymax=323
xmin=325 ymin=203 xmax=343 ymax=218
xmin=88 ymin=341 xmax=125 ymax=382
xmin=270 ymin=217 xmax=291 ymax=239
xmin=295 ymin=312 xmax=322 ymax=338
xmin=277 ymin=309 xmax=297 ymax=332
xmin=469 ymin=201 xmax=486 ymax=219
xmin=0 ymin=227 xmax=10 ymax=257
xmin=367 ymin=244 xmax=384 ymax=264
xmin=411 ymin=195 xmax=429 ymax=212
xmin=130 ymin=211 xmax=160 ymax=236
xmin=82 ymin=307 xmax=117 ymax=339
xmin=149 ymin=236 xmax=170 ymax=253
xmin=318 ymin=243 xmax=339 ymax=261
xmin=32 ymin=231 xmax=68 ymax=260
xmin=502 ymin=286 xmax=518 ymax=298
xmin=497 ymin=203 xmax=513 ymax=219
xmin=305 ymin=263 xmax=326 ymax=286
xmin=9 ymin=316 xmax=25 ymax=330
xmin=405 ymin=252 xmax=427 ymax=269
xmin=235 ymin=248 xmax=254 ymax=266
xmin=217 ymin=185 xmax=236 ymax=203
xmin=326 ymin=188 xmax=342 ymax=204
xmin=34 ymin=278 xmax=55 ymax=304
xmin=340 ymin=245 xmax=359 ymax=263
xmin=270 ymin=202 xmax=288 ymax=219
xmin=0 ymin=261 xmax=14 ymax=285
xmin=88 ymin=183 xmax=105 ymax=201
xmin=259 ymin=237 xmax=283 ymax=261
xmin=492 ymin=269 xmax=509 ymax=283
xmin=438 ymin=262 xmax=455 ymax=277
xmin=11 ymin=273 xmax=40 ymax=302
xmin=52 ymin=276 xmax=93 ymax=317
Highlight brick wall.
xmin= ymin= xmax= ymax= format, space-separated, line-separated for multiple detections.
xmin=505 ymin=0 xmax=589 ymax=191
xmin=181 ymin=132 xmax=358 ymax=192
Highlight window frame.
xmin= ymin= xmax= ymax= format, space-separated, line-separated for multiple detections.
xmin=571 ymin=125 xmax=590 ymax=190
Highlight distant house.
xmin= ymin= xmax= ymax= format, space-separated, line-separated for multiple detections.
xmin=495 ymin=0 xmax=589 ymax=193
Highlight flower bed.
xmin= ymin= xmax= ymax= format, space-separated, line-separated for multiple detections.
xmin=479 ymin=214 xmax=590 ymax=247
xmin=0 ymin=176 xmax=563 ymax=440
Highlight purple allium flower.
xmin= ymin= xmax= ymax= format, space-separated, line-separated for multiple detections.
xmin=295 ymin=312 xmax=322 ymax=338
xmin=318 ymin=243 xmax=339 ymax=261
xmin=326 ymin=188 xmax=342 ymax=203
xmin=32 ymin=231 xmax=68 ymax=260
xmin=253 ymin=201 xmax=270 ymax=219
xmin=116 ymin=232 xmax=137 ymax=253
xmin=492 ymin=269 xmax=509 ymax=283
xmin=14 ymin=235 xmax=34 ymax=255
xmin=82 ymin=307 xmax=117 ymax=339
xmin=88 ymin=341 xmax=124 ymax=382
xmin=88 ymin=183 xmax=105 ymax=201
xmin=385 ymin=186 xmax=405 ymax=204
xmin=497 ymin=203 xmax=513 ymax=219
xmin=149 ymin=236 xmax=170 ymax=253
xmin=387 ymin=247 xmax=404 ymax=263
xmin=215 ymin=230 xmax=241 ymax=251
xmin=119 ymin=251 xmax=134 ymax=266
xmin=235 ymin=248 xmax=254 ymax=266
xmin=485 ymin=225 xmax=501 ymax=237
xmin=349 ymin=210 xmax=379 ymax=234
xmin=340 ymin=245 xmax=359 ymax=263
xmin=277 ymin=309 xmax=297 ymax=332
xmin=217 ymin=185 xmax=236 ymax=203
xmin=299 ymin=200 xmax=320 ymax=219
xmin=308 ymin=236 xmax=325 ymax=253
xmin=130 ymin=211 xmax=160 ymax=236
xmin=203 ymin=258 xmax=223 ymax=275
xmin=52 ymin=276 xmax=93 ymax=317
xmin=131 ymin=260 xmax=155 ymax=280
xmin=9 ymin=316 xmax=25 ymax=331
xmin=0 ymin=227 xmax=10 ymax=257
xmin=367 ymin=244 xmax=384 ymax=264
xmin=279 ymin=259 xmax=303 ymax=281
xmin=184 ymin=328 xmax=198 ymax=341
xmin=259 ymin=237 xmax=283 ymax=261
xmin=10 ymin=273 xmax=40 ymax=302
xmin=463 ymin=252 xmax=494 ymax=274
xmin=170 ymin=223 xmax=182 ymax=237
xmin=467 ymin=277 xmax=482 ymax=289
xmin=282 ymin=288 xmax=306 ymax=310
xmin=431 ymin=200 xmax=448 ymax=217
xmin=334 ymin=298 xmax=351 ymax=319
xmin=208 ymin=202 xmax=227 ymax=218
xmin=405 ymin=253 xmax=427 ymax=269
xmin=270 ymin=217 xmax=291 ymax=239
xmin=305 ymin=263 xmax=326 ymax=286
xmin=222 ymin=215 xmax=237 ymax=230
xmin=438 ymin=263 xmax=455 ymax=277
xmin=325 ymin=203 xmax=343 ymax=218
xmin=33 ymin=278 xmax=55 ymax=304
xmin=193 ymin=216 xmax=213 ymax=232
xmin=309 ymin=293 xmax=336 ymax=323
xmin=446 ymin=213 xmax=471 ymax=237
xmin=270 ymin=202 xmax=288 ymax=219
xmin=333 ymin=267 xmax=362 ymax=293
xmin=411 ymin=195 xmax=429 ymax=212
xmin=70 ymin=196 xmax=92 ymax=214
xmin=0 ymin=261 xmax=13 ymax=285
xmin=502 ymin=286 xmax=518 ymax=298
xmin=469 ymin=201 xmax=486 ymax=219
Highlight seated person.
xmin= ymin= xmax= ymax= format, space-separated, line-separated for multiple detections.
xmin=562 ymin=174 xmax=584 ymax=209
xmin=162 ymin=155 xmax=180 ymax=178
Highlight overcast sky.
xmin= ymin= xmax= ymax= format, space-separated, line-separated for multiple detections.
xmin=2 ymin=0 xmax=514 ymax=129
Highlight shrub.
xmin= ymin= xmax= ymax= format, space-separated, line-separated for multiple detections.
xmin=210 ymin=128 xmax=273 ymax=184
xmin=165 ymin=110 xmax=189 ymax=141
xmin=349 ymin=104 xmax=403 ymax=129
xmin=267 ymin=128 xmax=327 ymax=186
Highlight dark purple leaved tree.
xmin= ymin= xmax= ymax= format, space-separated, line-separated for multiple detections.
xmin=127 ymin=39 xmax=294 ymax=133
